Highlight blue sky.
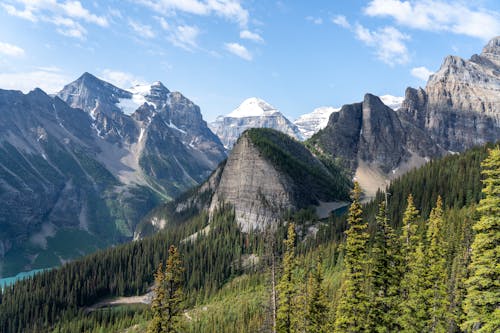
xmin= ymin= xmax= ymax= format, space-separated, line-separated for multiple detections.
xmin=0 ymin=0 xmax=499 ymax=121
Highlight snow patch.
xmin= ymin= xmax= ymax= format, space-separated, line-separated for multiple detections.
xmin=380 ymin=95 xmax=404 ymax=110
xmin=167 ymin=121 xmax=186 ymax=134
xmin=227 ymin=97 xmax=279 ymax=118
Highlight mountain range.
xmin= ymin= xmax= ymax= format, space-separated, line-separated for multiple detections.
xmin=0 ymin=73 xmax=226 ymax=277
xmin=1 ymin=37 xmax=499 ymax=278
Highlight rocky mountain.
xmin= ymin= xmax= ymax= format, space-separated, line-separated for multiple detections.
xmin=293 ymin=96 xmax=402 ymax=140
xmin=209 ymin=97 xmax=303 ymax=148
xmin=0 ymin=73 xmax=226 ymax=277
xmin=309 ymin=94 xmax=444 ymax=196
xmin=137 ymin=128 xmax=351 ymax=236
xmin=399 ymin=36 xmax=500 ymax=151
xmin=310 ymin=37 xmax=500 ymax=196
xmin=294 ymin=106 xmax=340 ymax=139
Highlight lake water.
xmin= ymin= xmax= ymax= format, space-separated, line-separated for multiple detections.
xmin=0 ymin=268 xmax=49 ymax=289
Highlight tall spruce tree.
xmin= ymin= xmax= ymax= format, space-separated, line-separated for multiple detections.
xmin=148 ymin=263 xmax=166 ymax=333
xmin=277 ymin=223 xmax=298 ymax=333
xmin=462 ymin=147 xmax=500 ymax=332
xmin=368 ymin=201 xmax=401 ymax=332
xmin=306 ymin=256 xmax=329 ymax=333
xmin=147 ymin=245 xmax=185 ymax=333
xmin=400 ymin=194 xmax=420 ymax=270
xmin=334 ymin=182 xmax=370 ymax=332
xmin=425 ymin=196 xmax=449 ymax=332
xmin=163 ymin=245 xmax=185 ymax=333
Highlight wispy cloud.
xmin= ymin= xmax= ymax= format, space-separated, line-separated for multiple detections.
xmin=225 ymin=42 xmax=252 ymax=61
xmin=100 ymin=69 xmax=146 ymax=88
xmin=411 ymin=66 xmax=434 ymax=81
xmin=354 ymin=23 xmax=410 ymax=66
xmin=0 ymin=67 xmax=70 ymax=93
xmin=306 ymin=16 xmax=323 ymax=25
xmin=0 ymin=41 xmax=25 ymax=57
xmin=240 ymin=30 xmax=264 ymax=43
xmin=129 ymin=20 xmax=156 ymax=39
xmin=332 ymin=15 xmax=350 ymax=29
xmin=1 ymin=0 xmax=109 ymax=39
xmin=169 ymin=25 xmax=200 ymax=50
xmin=364 ymin=0 xmax=500 ymax=40
xmin=136 ymin=0 xmax=249 ymax=27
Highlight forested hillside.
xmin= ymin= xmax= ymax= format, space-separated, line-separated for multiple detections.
xmin=0 ymin=143 xmax=497 ymax=333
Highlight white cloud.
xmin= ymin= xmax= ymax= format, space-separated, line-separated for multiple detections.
xmin=0 ymin=68 xmax=70 ymax=93
xmin=225 ymin=42 xmax=252 ymax=61
xmin=364 ymin=0 xmax=500 ymax=40
xmin=332 ymin=15 xmax=351 ymax=29
xmin=411 ymin=66 xmax=434 ymax=81
xmin=129 ymin=20 xmax=156 ymax=39
xmin=306 ymin=16 xmax=323 ymax=25
xmin=155 ymin=16 xmax=170 ymax=30
xmin=168 ymin=25 xmax=200 ymax=50
xmin=100 ymin=69 xmax=146 ymax=88
xmin=0 ymin=41 xmax=25 ymax=57
xmin=355 ymin=24 xmax=410 ymax=65
xmin=1 ymin=0 xmax=108 ymax=38
xmin=136 ymin=0 xmax=249 ymax=27
xmin=240 ymin=30 xmax=264 ymax=43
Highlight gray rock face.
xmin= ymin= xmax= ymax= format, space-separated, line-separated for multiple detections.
xmin=140 ymin=128 xmax=350 ymax=234
xmin=0 ymin=73 xmax=226 ymax=277
xmin=209 ymin=97 xmax=303 ymax=149
xmin=399 ymin=36 xmax=500 ymax=151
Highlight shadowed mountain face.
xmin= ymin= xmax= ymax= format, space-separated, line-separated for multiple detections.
xmin=0 ymin=73 xmax=226 ymax=277
xmin=310 ymin=37 xmax=500 ymax=196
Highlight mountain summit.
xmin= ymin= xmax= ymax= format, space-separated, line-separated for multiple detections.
xmin=209 ymin=97 xmax=303 ymax=148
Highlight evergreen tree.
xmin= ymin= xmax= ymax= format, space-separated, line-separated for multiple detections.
xmin=163 ymin=245 xmax=185 ymax=333
xmin=306 ymin=256 xmax=328 ymax=333
xmin=277 ymin=223 xmax=298 ymax=333
xmin=147 ymin=245 xmax=185 ymax=333
xmin=462 ymin=147 xmax=500 ymax=332
xmin=148 ymin=263 xmax=166 ymax=333
xmin=334 ymin=182 xmax=370 ymax=332
xmin=425 ymin=196 xmax=449 ymax=332
xmin=400 ymin=194 xmax=420 ymax=270
xmin=368 ymin=201 xmax=401 ymax=332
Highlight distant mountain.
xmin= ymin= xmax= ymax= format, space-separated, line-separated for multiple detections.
xmin=0 ymin=73 xmax=226 ymax=277
xmin=294 ymin=106 xmax=340 ymax=139
xmin=380 ymin=95 xmax=404 ymax=110
xmin=209 ymin=97 xmax=303 ymax=148
xmin=399 ymin=36 xmax=500 ymax=151
xmin=137 ymin=128 xmax=351 ymax=237
xmin=309 ymin=37 xmax=500 ymax=196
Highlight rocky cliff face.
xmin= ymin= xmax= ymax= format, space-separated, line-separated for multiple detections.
xmin=309 ymin=94 xmax=442 ymax=196
xmin=399 ymin=36 xmax=500 ymax=151
xmin=209 ymin=98 xmax=303 ymax=149
xmin=0 ymin=73 xmax=226 ymax=277
xmin=139 ymin=128 xmax=350 ymax=235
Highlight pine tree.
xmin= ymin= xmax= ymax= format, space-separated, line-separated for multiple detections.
xmin=425 ymin=196 xmax=449 ymax=332
xmin=148 ymin=263 xmax=166 ymax=333
xmin=163 ymin=245 xmax=185 ymax=333
xmin=306 ymin=256 xmax=328 ymax=333
xmin=334 ymin=182 xmax=370 ymax=332
xmin=277 ymin=223 xmax=298 ymax=333
xmin=400 ymin=194 xmax=420 ymax=270
xmin=368 ymin=201 xmax=401 ymax=332
xmin=462 ymin=147 xmax=500 ymax=332
xmin=147 ymin=245 xmax=185 ymax=333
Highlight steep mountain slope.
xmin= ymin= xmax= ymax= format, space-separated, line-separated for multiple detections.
xmin=138 ymin=128 xmax=351 ymax=235
xmin=308 ymin=93 xmax=442 ymax=195
xmin=209 ymin=98 xmax=303 ymax=148
xmin=0 ymin=74 xmax=226 ymax=277
xmin=399 ymin=36 xmax=500 ymax=151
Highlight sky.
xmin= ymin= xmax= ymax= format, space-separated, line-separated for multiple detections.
xmin=0 ymin=0 xmax=499 ymax=122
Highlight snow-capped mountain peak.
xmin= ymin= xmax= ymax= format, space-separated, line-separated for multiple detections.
xmin=294 ymin=106 xmax=340 ymax=139
xmin=379 ymin=95 xmax=404 ymax=110
xmin=117 ymin=81 xmax=170 ymax=115
xmin=227 ymin=97 xmax=278 ymax=118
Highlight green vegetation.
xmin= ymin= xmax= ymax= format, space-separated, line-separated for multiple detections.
xmin=0 ymin=143 xmax=498 ymax=333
